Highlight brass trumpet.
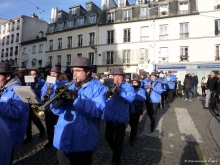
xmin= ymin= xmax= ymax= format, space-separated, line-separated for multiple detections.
xmin=107 ymin=84 xmax=119 ymax=98
xmin=26 ymin=80 xmax=75 ymax=120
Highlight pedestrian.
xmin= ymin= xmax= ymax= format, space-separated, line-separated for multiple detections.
xmin=215 ymin=74 xmax=220 ymax=116
xmin=24 ymin=68 xmax=46 ymax=144
xmin=0 ymin=117 xmax=12 ymax=165
xmin=51 ymin=57 xmax=107 ymax=165
xmin=191 ymin=73 xmax=198 ymax=98
xmin=103 ymin=68 xmax=135 ymax=165
xmin=201 ymin=77 xmax=207 ymax=97
xmin=183 ymin=74 xmax=192 ymax=101
xmin=203 ymin=72 xmax=218 ymax=109
xmin=125 ymin=74 xmax=131 ymax=83
xmin=146 ymin=72 xmax=163 ymax=132
xmin=157 ymin=71 xmax=168 ymax=107
xmin=129 ymin=76 xmax=146 ymax=145
xmin=165 ymin=71 xmax=176 ymax=103
xmin=0 ymin=62 xmax=29 ymax=165
xmin=94 ymin=73 xmax=100 ymax=80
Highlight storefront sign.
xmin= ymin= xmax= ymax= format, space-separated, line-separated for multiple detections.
xmin=158 ymin=66 xmax=186 ymax=70
xmin=198 ymin=65 xmax=220 ymax=69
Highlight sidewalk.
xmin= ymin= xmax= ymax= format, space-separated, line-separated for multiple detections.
xmin=210 ymin=115 xmax=220 ymax=148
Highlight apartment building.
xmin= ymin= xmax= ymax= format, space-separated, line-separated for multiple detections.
xmin=97 ymin=0 xmax=220 ymax=82
xmin=46 ymin=2 xmax=105 ymax=72
xmin=0 ymin=14 xmax=48 ymax=69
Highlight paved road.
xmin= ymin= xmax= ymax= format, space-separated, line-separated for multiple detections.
xmin=13 ymin=97 xmax=220 ymax=165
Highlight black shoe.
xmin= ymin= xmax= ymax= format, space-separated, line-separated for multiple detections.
xmin=39 ymin=130 xmax=45 ymax=138
xmin=23 ymin=137 xmax=32 ymax=144
xmin=44 ymin=142 xmax=53 ymax=148
xmin=216 ymin=113 xmax=220 ymax=116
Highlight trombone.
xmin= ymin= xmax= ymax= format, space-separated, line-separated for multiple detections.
xmin=26 ymin=80 xmax=75 ymax=120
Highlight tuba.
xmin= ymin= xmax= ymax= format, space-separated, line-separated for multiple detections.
xmin=26 ymin=80 xmax=75 ymax=120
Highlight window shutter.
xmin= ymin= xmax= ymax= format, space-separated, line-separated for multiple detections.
xmin=102 ymin=52 xmax=106 ymax=64
xmin=117 ymin=50 xmax=123 ymax=64
xmin=113 ymin=51 xmax=117 ymax=64
xmin=144 ymin=49 xmax=149 ymax=62
xmin=136 ymin=49 xmax=140 ymax=63
xmin=215 ymin=20 xmax=219 ymax=36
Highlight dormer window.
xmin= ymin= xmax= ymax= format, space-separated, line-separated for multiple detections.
xmin=159 ymin=4 xmax=168 ymax=16
xmin=119 ymin=0 xmax=125 ymax=7
xmin=50 ymin=25 xmax=55 ymax=32
xmin=71 ymin=8 xmax=77 ymax=16
xmin=87 ymin=4 xmax=92 ymax=11
xmin=58 ymin=12 xmax=62 ymax=19
xmin=179 ymin=2 xmax=189 ymax=14
xmin=107 ymin=12 xmax=115 ymax=23
xmin=67 ymin=20 xmax=74 ymax=28
xmin=78 ymin=18 xmax=84 ymax=26
xmin=124 ymin=10 xmax=131 ymax=21
xmin=137 ymin=0 xmax=144 ymax=4
xmin=59 ymin=22 xmax=64 ymax=31
xmin=140 ymin=8 xmax=149 ymax=19
xmin=90 ymin=15 xmax=96 ymax=24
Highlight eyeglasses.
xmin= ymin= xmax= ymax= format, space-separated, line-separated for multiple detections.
xmin=72 ymin=69 xmax=84 ymax=73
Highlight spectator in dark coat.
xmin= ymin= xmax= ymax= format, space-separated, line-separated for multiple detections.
xmin=191 ymin=73 xmax=198 ymax=98
xmin=215 ymin=74 xmax=220 ymax=116
xmin=184 ymin=74 xmax=192 ymax=101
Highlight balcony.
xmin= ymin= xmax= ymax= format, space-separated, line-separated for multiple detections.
xmin=77 ymin=43 xmax=82 ymax=47
xmin=10 ymin=40 xmax=14 ymax=43
xmin=16 ymin=26 xmax=20 ymax=30
xmin=67 ymin=44 xmax=72 ymax=48
xmin=5 ymin=53 xmax=8 ymax=57
xmin=89 ymin=41 xmax=94 ymax=45
xmin=122 ymin=59 xmax=130 ymax=63
xmin=57 ymin=46 xmax=62 ymax=50
xmin=15 ymin=38 xmax=19 ymax=42
xmin=123 ymin=38 xmax=131 ymax=42
xmin=14 ymin=51 xmax=18 ymax=55
xmin=107 ymin=39 xmax=114 ymax=44
xmin=49 ymin=46 xmax=53 ymax=51
xmin=2 ymin=42 xmax=4 ymax=45
xmin=180 ymin=55 xmax=189 ymax=61
xmin=124 ymin=17 xmax=131 ymax=21
xmin=159 ymin=35 xmax=168 ymax=40
xmin=108 ymin=20 xmax=114 ymax=23
xmin=106 ymin=60 xmax=113 ymax=64
xmin=6 ymin=41 xmax=9 ymax=44
xmin=178 ymin=10 xmax=190 ymax=15
xmin=10 ymin=52 xmax=13 ymax=56
xmin=11 ymin=27 xmax=14 ymax=31
xmin=180 ymin=33 xmax=189 ymax=38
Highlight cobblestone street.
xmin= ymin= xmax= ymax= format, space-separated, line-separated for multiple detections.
xmin=13 ymin=97 xmax=220 ymax=165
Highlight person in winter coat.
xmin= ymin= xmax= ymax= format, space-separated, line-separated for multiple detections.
xmin=165 ymin=71 xmax=176 ymax=103
xmin=183 ymin=74 xmax=192 ymax=101
xmin=191 ymin=73 xmax=198 ymax=98
xmin=201 ymin=77 xmax=207 ymax=97
xmin=204 ymin=71 xmax=218 ymax=109
xmin=129 ymin=76 xmax=146 ymax=145
xmin=157 ymin=71 xmax=168 ymax=107
xmin=215 ymin=74 xmax=220 ymax=116
xmin=103 ymin=68 xmax=135 ymax=165
xmin=146 ymin=72 xmax=163 ymax=132
xmin=24 ymin=68 xmax=46 ymax=144
xmin=0 ymin=117 xmax=12 ymax=165
xmin=0 ymin=62 xmax=29 ymax=165
xmin=51 ymin=57 xmax=107 ymax=165
xmin=41 ymin=67 xmax=69 ymax=148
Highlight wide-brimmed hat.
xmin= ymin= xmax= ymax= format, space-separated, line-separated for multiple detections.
xmin=0 ymin=62 xmax=13 ymax=74
xmin=110 ymin=68 xmax=125 ymax=75
xmin=150 ymin=72 xmax=157 ymax=76
xmin=132 ymin=76 xmax=141 ymax=82
xmin=126 ymin=75 xmax=131 ymax=79
xmin=29 ymin=67 xmax=40 ymax=74
xmin=168 ymin=70 xmax=172 ymax=73
xmin=72 ymin=57 xmax=93 ymax=69
xmin=51 ymin=66 xmax=60 ymax=73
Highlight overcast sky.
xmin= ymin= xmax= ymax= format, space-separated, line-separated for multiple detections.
xmin=0 ymin=0 xmax=134 ymax=23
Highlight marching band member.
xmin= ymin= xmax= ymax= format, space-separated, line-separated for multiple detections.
xmin=165 ymin=71 xmax=176 ymax=103
xmin=129 ymin=76 xmax=146 ymax=145
xmin=103 ymin=68 xmax=135 ymax=165
xmin=125 ymin=75 xmax=131 ymax=84
xmin=51 ymin=57 xmax=107 ymax=165
xmin=146 ymin=72 xmax=163 ymax=132
xmin=24 ymin=68 xmax=45 ymax=144
xmin=157 ymin=71 xmax=168 ymax=108
xmin=41 ymin=67 xmax=68 ymax=148
xmin=0 ymin=62 xmax=29 ymax=165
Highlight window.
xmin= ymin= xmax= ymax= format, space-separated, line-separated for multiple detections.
xmin=39 ymin=44 xmax=43 ymax=52
xmin=77 ymin=53 xmax=82 ymax=57
xmin=59 ymin=23 xmax=64 ymax=31
xmin=89 ymin=16 xmax=96 ymax=24
xmin=180 ymin=47 xmax=188 ymax=61
xmin=88 ymin=52 xmax=94 ymax=65
xmin=5 ymin=48 xmax=8 ymax=56
xmin=180 ymin=23 xmax=189 ymax=38
xmin=159 ymin=25 xmax=168 ymax=40
xmin=107 ymin=52 xmax=114 ymax=64
xmin=71 ymin=8 xmax=77 ymax=15
xmin=87 ymin=4 xmax=92 ymax=11
xmin=107 ymin=13 xmax=115 ymax=23
xmin=137 ymin=0 xmax=144 ymax=4
xmin=140 ymin=26 xmax=149 ymax=41
xmin=58 ymin=38 xmax=62 ymax=49
xmin=107 ymin=30 xmax=114 ymax=44
xmin=32 ymin=46 xmax=36 ymax=53
xmin=6 ymin=36 xmax=9 ymax=44
xmin=7 ymin=24 xmax=10 ymax=32
xmin=215 ymin=20 xmax=220 ymax=36
xmin=2 ymin=37 xmax=5 ymax=45
xmin=77 ymin=35 xmax=83 ymax=47
xmin=57 ymin=55 xmax=61 ymax=65
xmin=159 ymin=47 xmax=168 ymax=61
xmin=160 ymin=4 xmax=168 ymax=16
xmin=16 ymin=33 xmax=19 ymax=42
xmin=216 ymin=46 xmax=220 ymax=61
xmin=124 ymin=10 xmax=131 ymax=21
xmin=123 ymin=50 xmax=130 ymax=63
xmin=140 ymin=48 xmax=146 ymax=63
xmin=50 ymin=25 xmax=55 ymax=32
xmin=66 ymin=54 xmax=71 ymax=66
xmin=1 ymin=49 xmax=4 ymax=57
xmin=119 ymin=0 xmax=124 ymax=7
xmin=124 ymin=29 xmax=130 ymax=42
xmin=2 ymin=25 xmax=6 ymax=33
xmin=78 ymin=18 xmax=84 ymax=26
xmin=15 ymin=46 xmax=18 ymax=55
xmin=140 ymin=8 xmax=149 ymax=19
xmin=179 ymin=2 xmax=189 ymax=14
xmin=49 ymin=40 xmax=53 ymax=51
xmin=67 ymin=20 xmax=74 ymax=28
xmin=11 ymin=35 xmax=14 ymax=43
xmin=12 ymin=22 xmax=15 ymax=31
xmin=10 ymin=47 xmax=13 ymax=56
xmin=23 ymin=48 xmax=26 ymax=54
xmin=58 ymin=12 xmax=62 ymax=19
xmin=67 ymin=36 xmax=72 ymax=48
xmin=48 ymin=56 xmax=53 ymax=66
xmin=17 ymin=20 xmax=20 ymax=30
xmin=89 ymin=33 xmax=95 ymax=45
